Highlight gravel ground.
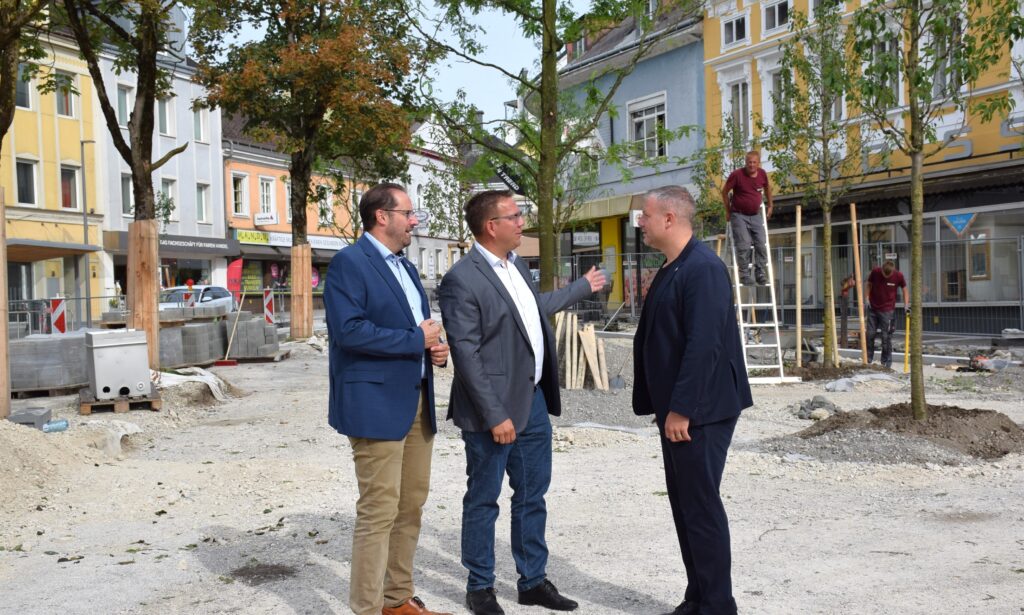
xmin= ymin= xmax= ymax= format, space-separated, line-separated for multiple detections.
xmin=1 ymin=338 xmax=1023 ymax=614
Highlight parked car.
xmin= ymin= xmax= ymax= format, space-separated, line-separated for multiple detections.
xmin=159 ymin=285 xmax=236 ymax=311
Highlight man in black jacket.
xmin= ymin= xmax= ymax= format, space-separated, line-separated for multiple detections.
xmin=633 ymin=186 xmax=753 ymax=615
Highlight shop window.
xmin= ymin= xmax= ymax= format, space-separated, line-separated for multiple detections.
xmin=968 ymin=236 xmax=990 ymax=280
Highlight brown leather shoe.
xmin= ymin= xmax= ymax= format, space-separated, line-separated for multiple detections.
xmin=382 ymin=596 xmax=452 ymax=615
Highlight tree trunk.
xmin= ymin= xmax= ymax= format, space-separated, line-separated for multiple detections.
xmin=821 ymin=204 xmax=836 ymax=367
xmin=909 ymin=150 xmax=926 ymax=419
xmin=0 ymin=32 xmax=17 ymax=150
xmin=537 ymin=0 xmax=559 ymax=292
xmin=290 ymin=150 xmax=314 ymax=339
xmin=127 ymin=220 xmax=161 ymax=369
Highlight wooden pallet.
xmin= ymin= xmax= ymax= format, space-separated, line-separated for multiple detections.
xmin=12 ymin=385 xmax=85 ymax=399
xmin=78 ymin=388 xmax=162 ymax=415
xmin=225 ymin=348 xmax=291 ymax=364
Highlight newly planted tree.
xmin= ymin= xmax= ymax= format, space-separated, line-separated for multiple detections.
xmin=762 ymin=4 xmax=868 ymax=367
xmin=851 ymin=0 xmax=1023 ymax=418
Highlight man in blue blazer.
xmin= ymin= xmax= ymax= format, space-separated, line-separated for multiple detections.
xmin=633 ymin=186 xmax=753 ymax=615
xmin=325 ymin=183 xmax=451 ymax=615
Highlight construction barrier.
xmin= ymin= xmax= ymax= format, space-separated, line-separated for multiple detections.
xmin=263 ymin=289 xmax=275 ymax=324
xmin=183 ymin=290 xmax=195 ymax=308
xmin=50 ymin=298 xmax=67 ymax=334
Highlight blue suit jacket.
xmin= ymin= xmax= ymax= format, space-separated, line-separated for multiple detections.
xmin=633 ymin=237 xmax=753 ymax=427
xmin=325 ymin=234 xmax=436 ymax=440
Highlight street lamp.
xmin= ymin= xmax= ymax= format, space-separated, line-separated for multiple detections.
xmin=81 ymin=139 xmax=95 ymax=326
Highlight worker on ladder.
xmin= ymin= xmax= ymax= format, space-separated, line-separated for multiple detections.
xmin=722 ymin=150 xmax=774 ymax=286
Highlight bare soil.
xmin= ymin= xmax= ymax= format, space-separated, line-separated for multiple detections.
xmin=787 ymin=361 xmax=890 ymax=381
xmin=798 ymin=404 xmax=1024 ymax=459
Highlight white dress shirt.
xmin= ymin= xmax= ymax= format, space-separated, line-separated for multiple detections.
xmin=475 ymin=243 xmax=544 ymax=385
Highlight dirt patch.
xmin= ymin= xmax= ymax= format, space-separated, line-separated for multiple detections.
xmin=788 ymin=362 xmax=890 ymax=381
xmin=228 ymin=563 xmax=297 ymax=586
xmin=798 ymin=404 xmax=1024 ymax=459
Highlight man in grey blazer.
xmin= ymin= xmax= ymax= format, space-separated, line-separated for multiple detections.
xmin=438 ymin=190 xmax=605 ymax=615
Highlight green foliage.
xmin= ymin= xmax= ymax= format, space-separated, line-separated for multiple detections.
xmin=687 ymin=119 xmax=746 ymax=239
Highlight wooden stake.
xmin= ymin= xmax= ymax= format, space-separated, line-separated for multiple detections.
xmin=850 ymin=202 xmax=868 ymax=364
xmin=795 ymin=205 xmax=803 ymax=367
xmin=575 ymin=343 xmax=586 ymax=389
xmin=127 ymin=220 xmax=160 ymax=369
xmin=580 ymin=324 xmax=602 ymax=390
xmin=597 ymin=337 xmax=609 ymax=391
xmin=0 ymin=193 xmax=10 ymax=419
xmin=554 ymin=312 xmax=564 ymax=354
xmin=290 ymin=244 xmax=313 ymax=339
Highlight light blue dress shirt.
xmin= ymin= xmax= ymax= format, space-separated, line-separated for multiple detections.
xmin=365 ymin=232 xmax=427 ymax=377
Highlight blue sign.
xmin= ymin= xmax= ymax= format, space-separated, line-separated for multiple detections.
xmin=943 ymin=213 xmax=976 ymax=238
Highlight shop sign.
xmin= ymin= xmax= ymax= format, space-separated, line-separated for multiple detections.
xmin=573 ymin=231 xmax=600 ymax=247
xmin=235 ymin=229 xmax=346 ymax=251
xmin=254 ymin=211 xmax=279 ymax=226
xmin=942 ymin=213 xmax=976 ymax=238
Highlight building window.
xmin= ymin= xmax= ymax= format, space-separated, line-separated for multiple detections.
xmin=570 ymin=36 xmax=587 ymax=61
xmin=764 ymin=1 xmax=789 ymax=33
xmin=285 ymin=181 xmax=292 ymax=223
xmin=160 ymin=178 xmax=177 ymax=220
xmin=629 ymin=98 xmax=666 ymax=160
xmin=158 ymin=98 xmax=172 ymax=135
xmin=729 ymin=81 xmax=751 ymax=142
xmin=56 ymin=71 xmax=75 ymax=117
xmin=16 ymin=64 xmax=31 ymax=109
xmin=259 ymin=177 xmax=275 ymax=214
xmin=870 ymin=37 xmax=901 ymax=108
xmin=232 ymin=174 xmax=249 ymax=215
xmin=60 ymin=166 xmax=79 ymax=209
xmin=193 ymin=107 xmax=207 ymax=142
xmin=16 ymin=160 xmax=36 ymax=205
xmin=318 ymin=185 xmax=334 ymax=226
xmin=121 ymin=174 xmax=134 ymax=216
xmin=196 ymin=183 xmax=209 ymax=223
xmin=723 ymin=15 xmax=747 ymax=47
xmin=933 ymin=18 xmax=963 ymax=99
xmin=117 ymin=86 xmax=131 ymax=126
xmin=770 ymin=70 xmax=786 ymax=123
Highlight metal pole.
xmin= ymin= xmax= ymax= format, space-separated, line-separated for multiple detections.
xmin=81 ymin=139 xmax=95 ymax=327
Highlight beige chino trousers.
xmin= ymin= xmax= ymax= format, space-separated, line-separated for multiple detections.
xmin=348 ymin=395 xmax=434 ymax=615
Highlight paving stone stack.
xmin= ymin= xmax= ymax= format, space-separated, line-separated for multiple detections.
xmin=9 ymin=332 xmax=89 ymax=391
xmin=159 ymin=327 xmax=185 ymax=368
xmin=225 ymin=311 xmax=279 ymax=359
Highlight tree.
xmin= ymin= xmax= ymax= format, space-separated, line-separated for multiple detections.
xmin=57 ymin=0 xmax=194 ymax=368
xmin=410 ymin=0 xmax=701 ymax=291
xmin=761 ymin=3 xmax=869 ymax=368
xmin=191 ymin=0 xmax=423 ymax=338
xmin=850 ymin=0 xmax=1023 ymax=419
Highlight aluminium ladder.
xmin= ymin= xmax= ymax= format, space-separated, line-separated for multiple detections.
xmin=725 ymin=201 xmax=801 ymax=385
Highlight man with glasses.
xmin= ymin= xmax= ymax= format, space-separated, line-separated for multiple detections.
xmin=325 ymin=182 xmax=451 ymax=615
xmin=438 ymin=190 xmax=606 ymax=615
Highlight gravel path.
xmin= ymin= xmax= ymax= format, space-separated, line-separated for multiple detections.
xmin=1 ymin=340 xmax=1022 ymax=614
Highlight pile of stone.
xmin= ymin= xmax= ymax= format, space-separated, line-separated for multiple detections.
xmin=789 ymin=395 xmax=841 ymax=421
xmin=9 ymin=333 xmax=88 ymax=391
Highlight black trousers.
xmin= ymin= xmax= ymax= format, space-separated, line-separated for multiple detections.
xmin=660 ymin=416 xmax=739 ymax=615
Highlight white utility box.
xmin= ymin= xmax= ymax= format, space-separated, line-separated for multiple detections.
xmin=85 ymin=330 xmax=151 ymax=400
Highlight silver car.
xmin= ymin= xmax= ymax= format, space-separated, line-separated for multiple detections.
xmin=159 ymin=285 xmax=236 ymax=311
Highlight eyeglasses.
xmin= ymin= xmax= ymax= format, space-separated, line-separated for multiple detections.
xmin=383 ymin=209 xmax=430 ymax=224
xmin=489 ymin=211 xmax=525 ymax=223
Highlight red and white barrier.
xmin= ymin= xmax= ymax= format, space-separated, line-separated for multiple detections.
xmin=263 ymin=289 xmax=275 ymax=324
xmin=183 ymin=290 xmax=195 ymax=307
xmin=50 ymin=298 xmax=67 ymax=334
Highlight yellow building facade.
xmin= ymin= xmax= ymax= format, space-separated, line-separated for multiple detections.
xmin=1 ymin=36 xmax=102 ymax=327
xmin=703 ymin=0 xmax=1024 ymax=333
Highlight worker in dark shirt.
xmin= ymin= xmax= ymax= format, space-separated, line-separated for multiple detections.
xmin=722 ymin=151 xmax=773 ymax=286
xmin=865 ymin=260 xmax=909 ymax=369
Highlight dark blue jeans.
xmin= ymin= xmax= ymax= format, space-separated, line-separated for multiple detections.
xmin=461 ymin=387 xmax=552 ymax=593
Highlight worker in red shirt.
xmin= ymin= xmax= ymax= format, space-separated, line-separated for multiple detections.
xmin=865 ymin=260 xmax=909 ymax=369
xmin=722 ymin=151 xmax=773 ymax=285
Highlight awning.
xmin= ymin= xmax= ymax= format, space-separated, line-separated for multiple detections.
xmin=6 ymin=238 xmax=101 ymax=262
xmin=237 ymin=245 xmax=341 ymax=262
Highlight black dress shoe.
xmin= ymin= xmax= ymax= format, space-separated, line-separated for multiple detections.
xmin=517 ymin=579 xmax=578 ymax=611
xmin=466 ymin=588 xmax=504 ymax=615
xmin=659 ymin=600 xmax=699 ymax=615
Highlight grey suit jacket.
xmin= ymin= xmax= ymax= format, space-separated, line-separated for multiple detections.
xmin=438 ymin=247 xmax=594 ymax=433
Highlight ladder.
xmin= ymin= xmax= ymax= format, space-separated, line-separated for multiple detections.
xmin=725 ymin=202 xmax=800 ymax=385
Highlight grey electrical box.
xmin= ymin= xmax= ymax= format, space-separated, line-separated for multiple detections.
xmin=85 ymin=330 xmax=151 ymax=400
